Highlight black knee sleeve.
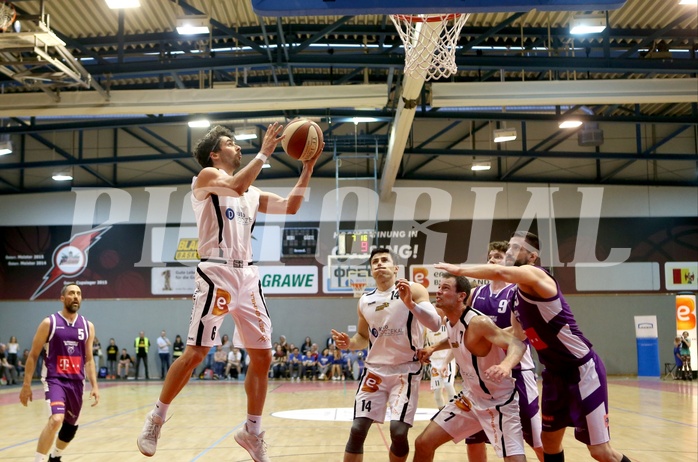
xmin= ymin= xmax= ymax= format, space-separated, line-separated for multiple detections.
xmin=620 ymin=456 xmax=631 ymax=462
xmin=389 ymin=421 xmax=410 ymax=457
xmin=345 ymin=417 xmax=372 ymax=454
xmin=58 ymin=422 xmax=78 ymax=443
xmin=544 ymin=451 xmax=564 ymax=462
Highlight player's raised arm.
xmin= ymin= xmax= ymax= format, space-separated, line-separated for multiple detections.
xmin=193 ymin=123 xmax=284 ymax=199
xmin=471 ymin=317 xmax=525 ymax=382
xmin=396 ymin=279 xmax=441 ymax=331
xmin=258 ymin=144 xmax=321 ymax=215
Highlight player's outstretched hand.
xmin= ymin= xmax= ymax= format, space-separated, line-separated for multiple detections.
xmin=331 ymin=329 xmax=350 ymax=350
xmin=19 ymin=384 xmax=32 ymax=407
xmin=483 ymin=364 xmax=511 ymax=383
xmin=434 ymin=262 xmax=461 ymax=275
xmin=417 ymin=347 xmax=433 ymax=364
xmin=259 ymin=122 xmax=285 ymax=157
xmin=395 ymin=278 xmax=413 ymax=306
xmin=302 ymin=141 xmax=324 ymax=169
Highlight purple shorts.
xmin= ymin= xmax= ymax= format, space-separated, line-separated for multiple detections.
xmin=44 ymin=377 xmax=84 ymax=425
xmin=541 ymin=351 xmax=610 ymax=446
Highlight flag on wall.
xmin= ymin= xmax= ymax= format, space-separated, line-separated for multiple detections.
xmin=665 ymin=262 xmax=698 ymax=291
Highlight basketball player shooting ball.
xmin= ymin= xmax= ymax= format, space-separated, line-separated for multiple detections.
xmin=138 ymin=122 xmax=321 ymax=462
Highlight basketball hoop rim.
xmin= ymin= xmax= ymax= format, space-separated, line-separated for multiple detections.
xmin=391 ymin=13 xmax=462 ymax=23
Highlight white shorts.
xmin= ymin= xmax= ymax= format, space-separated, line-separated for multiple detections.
xmin=433 ymin=390 xmax=525 ymax=458
xmin=430 ymin=358 xmax=456 ymax=391
xmin=354 ymin=367 xmax=422 ymax=426
xmin=187 ymin=262 xmax=272 ymax=349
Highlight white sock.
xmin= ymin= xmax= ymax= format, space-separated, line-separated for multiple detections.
xmin=246 ymin=414 xmax=262 ymax=435
xmin=34 ymin=453 xmax=46 ymax=462
xmin=52 ymin=447 xmax=64 ymax=457
xmin=445 ymin=383 xmax=457 ymax=399
xmin=154 ymin=400 xmax=169 ymax=420
xmin=434 ymin=389 xmax=445 ymax=408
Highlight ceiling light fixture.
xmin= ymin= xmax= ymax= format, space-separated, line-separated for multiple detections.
xmin=471 ymin=162 xmax=491 ymax=171
xmin=105 ymin=0 xmax=141 ymax=8
xmin=234 ymin=127 xmax=258 ymax=141
xmin=570 ymin=13 xmax=607 ymax=35
xmin=52 ymin=169 xmax=73 ymax=181
xmin=261 ymin=162 xmax=271 ymax=169
xmin=176 ymin=15 xmax=210 ymax=35
xmin=0 ymin=134 xmax=12 ymax=156
xmin=679 ymin=0 xmax=697 ymax=5
xmin=493 ymin=127 xmax=517 ymax=143
xmin=559 ymin=120 xmax=584 ymax=128
xmin=352 ymin=116 xmax=378 ymax=124
xmin=188 ymin=119 xmax=210 ymax=128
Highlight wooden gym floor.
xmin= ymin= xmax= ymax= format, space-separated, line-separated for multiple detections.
xmin=0 ymin=377 xmax=695 ymax=461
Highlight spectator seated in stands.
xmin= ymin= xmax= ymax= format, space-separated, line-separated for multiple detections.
xmin=331 ymin=349 xmax=348 ymax=381
xmin=0 ymin=343 xmax=18 ymax=385
xmin=301 ymin=348 xmax=317 ymax=380
xmin=117 ymin=348 xmax=133 ymax=379
xmin=317 ymin=348 xmax=332 ymax=380
xmin=226 ymin=348 xmax=242 ymax=379
xmin=213 ymin=345 xmax=227 ymax=379
xmin=17 ymin=349 xmax=30 ymax=378
xmin=288 ymin=347 xmax=303 ymax=381
xmin=271 ymin=345 xmax=288 ymax=379
xmin=300 ymin=336 xmax=313 ymax=355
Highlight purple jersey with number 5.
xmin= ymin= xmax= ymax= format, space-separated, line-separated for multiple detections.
xmin=43 ymin=312 xmax=89 ymax=382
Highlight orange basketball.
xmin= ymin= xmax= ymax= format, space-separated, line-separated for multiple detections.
xmin=281 ymin=118 xmax=323 ymax=161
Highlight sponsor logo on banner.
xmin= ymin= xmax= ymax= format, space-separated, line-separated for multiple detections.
xmin=175 ymin=238 xmax=199 ymax=261
xmin=150 ymin=226 xmax=198 ymax=264
xmin=31 ymin=227 xmax=111 ymax=300
xmin=323 ymin=264 xmax=405 ymax=294
xmin=410 ymin=265 xmax=487 ymax=293
xmin=259 ymin=266 xmax=318 ymax=294
xmin=675 ymin=293 xmax=697 ymax=371
xmin=151 ymin=267 xmax=196 ymax=295
xmin=676 ymin=294 xmax=696 ymax=331
xmin=665 ymin=262 xmax=698 ymax=291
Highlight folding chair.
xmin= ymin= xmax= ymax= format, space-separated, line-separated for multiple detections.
xmin=663 ymin=362 xmax=676 ymax=380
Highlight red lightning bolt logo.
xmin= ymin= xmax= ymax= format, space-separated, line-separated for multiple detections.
xmin=30 ymin=227 xmax=111 ymax=300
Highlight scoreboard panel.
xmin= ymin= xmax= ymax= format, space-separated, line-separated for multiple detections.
xmin=337 ymin=230 xmax=374 ymax=256
xmin=281 ymin=227 xmax=318 ymax=257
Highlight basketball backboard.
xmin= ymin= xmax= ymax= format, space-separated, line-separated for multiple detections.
xmin=251 ymin=0 xmax=628 ymax=16
xmin=325 ymin=254 xmax=406 ymax=295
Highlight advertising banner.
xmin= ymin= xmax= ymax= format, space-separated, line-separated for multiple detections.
xmin=676 ymin=293 xmax=697 ymax=373
xmin=1 ymin=208 xmax=696 ymax=300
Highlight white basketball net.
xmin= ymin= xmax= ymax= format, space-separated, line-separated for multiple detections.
xmin=390 ymin=13 xmax=470 ymax=81
xmin=348 ymin=270 xmax=369 ymax=298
